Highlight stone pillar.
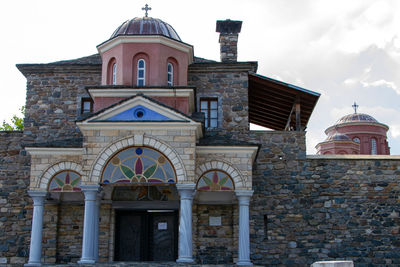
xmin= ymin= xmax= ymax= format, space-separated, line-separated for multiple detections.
xmin=25 ymin=191 xmax=47 ymax=267
xmin=235 ymin=190 xmax=253 ymax=266
xmin=176 ymin=184 xmax=196 ymax=263
xmin=78 ymin=185 xmax=100 ymax=264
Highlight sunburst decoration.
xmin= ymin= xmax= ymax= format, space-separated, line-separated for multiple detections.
xmin=197 ymin=170 xmax=234 ymax=191
xmin=48 ymin=170 xmax=81 ymax=192
xmin=101 ymin=147 xmax=176 ymax=184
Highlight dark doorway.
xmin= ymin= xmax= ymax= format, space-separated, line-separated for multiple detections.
xmin=114 ymin=210 xmax=178 ymax=261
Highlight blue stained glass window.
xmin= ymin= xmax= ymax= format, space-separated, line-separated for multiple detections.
xmin=196 ymin=170 xmax=234 ymax=191
xmin=48 ymin=170 xmax=81 ymax=192
xmin=101 ymin=147 xmax=176 ymax=184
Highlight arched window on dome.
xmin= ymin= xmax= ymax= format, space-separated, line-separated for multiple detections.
xmin=371 ymin=138 xmax=377 ymax=155
xmin=137 ymin=59 xmax=146 ymax=86
xmin=353 ymin=137 xmax=360 ymax=144
xmin=112 ymin=63 xmax=117 ymax=85
xmin=167 ymin=63 xmax=173 ymax=86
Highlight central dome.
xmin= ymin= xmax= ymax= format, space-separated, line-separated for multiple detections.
xmin=335 ymin=113 xmax=378 ymax=125
xmin=111 ymin=17 xmax=181 ymax=41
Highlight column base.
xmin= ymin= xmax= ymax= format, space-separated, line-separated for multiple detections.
xmin=78 ymin=259 xmax=96 ymax=264
xmin=176 ymin=257 xmax=194 ymax=263
xmin=24 ymin=263 xmax=41 ymax=267
xmin=237 ymin=260 xmax=253 ymax=266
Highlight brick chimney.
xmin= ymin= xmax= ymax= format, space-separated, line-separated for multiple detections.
xmin=216 ymin=19 xmax=242 ymax=62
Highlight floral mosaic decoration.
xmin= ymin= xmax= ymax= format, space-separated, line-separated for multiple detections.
xmin=197 ymin=170 xmax=234 ymax=191
xmin=101 ymin=147 xmax=176 ymax=184
xmin=48 ymin=170 xmax=81 ymax=192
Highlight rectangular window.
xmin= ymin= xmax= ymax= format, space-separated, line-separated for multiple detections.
xmin=200 ymin=98 xmax=218 ymax=128
xmin=81 ymin=98 xmax=93 ymax=114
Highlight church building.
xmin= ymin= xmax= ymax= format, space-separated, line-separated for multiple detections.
xmin=316 ymin=103 xmax=390 ymax=155
xmin=1 ymin=7 xmax=399 ymax=267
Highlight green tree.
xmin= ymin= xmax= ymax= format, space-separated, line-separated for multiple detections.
xmin=0 ymin=106 xmax=25 ymax=131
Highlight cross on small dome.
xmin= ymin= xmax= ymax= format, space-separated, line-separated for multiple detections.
xmin=352 ymin=102 xmax=359 ymax=114
xmin=142 ymin=4 xmax=152 ymax=17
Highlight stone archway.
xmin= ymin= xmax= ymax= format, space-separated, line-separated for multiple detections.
xmin=36 ymin=161 xmax=82 ymax=190
xmin=196 ymin=160 xmax=246 ymax=189
xmin=89 ymin=134 xmax=186 ymax=184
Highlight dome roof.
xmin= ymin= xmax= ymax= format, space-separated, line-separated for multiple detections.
xmin=335 ymin=113 xmax=378 ymax=125
xmin=325 ymin=133 xmax=351 ymax=142
xmin=111 ymin=17 xmax=181 ymax=41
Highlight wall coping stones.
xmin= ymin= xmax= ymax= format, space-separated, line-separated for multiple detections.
xmin=307 ymin=154 xmax=400 ymax=160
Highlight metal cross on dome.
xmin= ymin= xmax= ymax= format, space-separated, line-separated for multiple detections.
xmin=352 ymin=101 xmax=359 ymax=114
xmin=142 ymin=4 xmax=152 ymax=17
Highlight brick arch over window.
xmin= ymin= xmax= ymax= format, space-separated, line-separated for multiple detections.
xmin=89 ymin=135 xmax=186 ymax=184
xmin=195 ymin=160 xmax=246 ymax=189
xmin=37 ymin=161 xmax=83 ymax=190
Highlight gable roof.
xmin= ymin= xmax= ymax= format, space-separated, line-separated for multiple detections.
xmin=248 ymin=73 xmax=320 ymax=130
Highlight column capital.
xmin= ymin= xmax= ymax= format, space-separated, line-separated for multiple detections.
xmin=235 ymin=190 xmax=253 ymax=206
xmin=176 ymin=184 xmax=196 ymax=200
xmin=80 ymin=184 xmax=101 ymax=192
xmin=28 ymin=190 xmax=47 ymax=198
xmin=28 ymin=190 xmax=47 ymax=206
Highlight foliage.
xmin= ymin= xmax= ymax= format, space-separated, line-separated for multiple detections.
xmin=0 ymin=106 xmax=25 ymax=131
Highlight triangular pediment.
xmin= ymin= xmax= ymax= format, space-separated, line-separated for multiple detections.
xmin=83 ymin=95 xmax=194 ymax=123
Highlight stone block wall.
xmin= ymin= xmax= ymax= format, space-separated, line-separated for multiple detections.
xmin=247 ymin=130 xmax=400 ymax=266
xmin=55 ymin=204 xmax=84 ymax=263
xmin=0 ymin=132 xmax=31 ymax=266
xmin=188 ymin=63 xmax=257 ymax=132
xmin=194 ymin=204 xmax=235 ymax=264
xmin=20 ymin=65 xmax=101 ymax=144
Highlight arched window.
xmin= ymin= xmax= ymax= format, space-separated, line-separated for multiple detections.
xmin=112 ymin=63 xmax=117 ymax=85
xmin=167 ymin=63 xmax=173 ymax=86
xmin=371 ymin=138 xmax=377 ymax=155
xmin=101 ymin=146 xmax=176 ymax=184
xmin=137 ymin=59 xmax=146 ymax=86
xmin=48 ymin=170 xmax=81 ymax=192
xmin=197 ymin=170 xmax=234 ymax=191
xmin=353 ymin=137 xmax=360 ymax=144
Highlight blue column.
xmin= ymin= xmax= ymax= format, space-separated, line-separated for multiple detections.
xmin=235 ymin=190 xmax=254 ymax=266
xmin=78 ymin=185 xmax=100 ymax=264
xmin=93 ymin=191 xmax=102 ymax=262
xmin=25 ymin=191 xmax=47 ymax=267
xmin=176 ymin=184 xmax=195 ymax=263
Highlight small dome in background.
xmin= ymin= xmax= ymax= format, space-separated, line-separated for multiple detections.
xmin=335 ymin=113 xmax=378 ymax=125
xmin=110 ymin=17 xmax=181 ymax=41
xmin=325 ymin=133 xmax=352 ymax=142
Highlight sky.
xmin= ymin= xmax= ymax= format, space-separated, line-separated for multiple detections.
xmin=1 ymin=0 xmax=400 ymax=154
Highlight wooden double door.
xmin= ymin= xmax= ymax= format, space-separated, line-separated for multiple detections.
xmin=114 ymin=210 xmax=178 ymax=261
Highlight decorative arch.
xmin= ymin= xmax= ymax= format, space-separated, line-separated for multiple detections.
xmin=89 ymin=135 xmax=186 ymax=184
xmin=37 ymin=161 xmax=83 ymax=190
xmin=195 ymin=160 xmax=246 ymax=189
xmin=132 ymin=53 xmax=150 ymax=86
xmin=48 ymin=170 xmax=82 ymax=192
xmin=196 ymin=169 xmax=234 ymax=191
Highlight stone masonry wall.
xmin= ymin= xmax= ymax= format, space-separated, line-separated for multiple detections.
xmin=22 ymin=65 xmax=101 ymax=144
xmin=246 ymin=131 xmax=400 ymax=266
xmin=0 ymin=132 xmax=31 ymax=266
xmin=188 ymin=63 xmax=257 ymax=133
xmin=55 ymin=203 xmax=84 ymax=263
xmin=194 ymin=204 xmax=235 ymax=264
